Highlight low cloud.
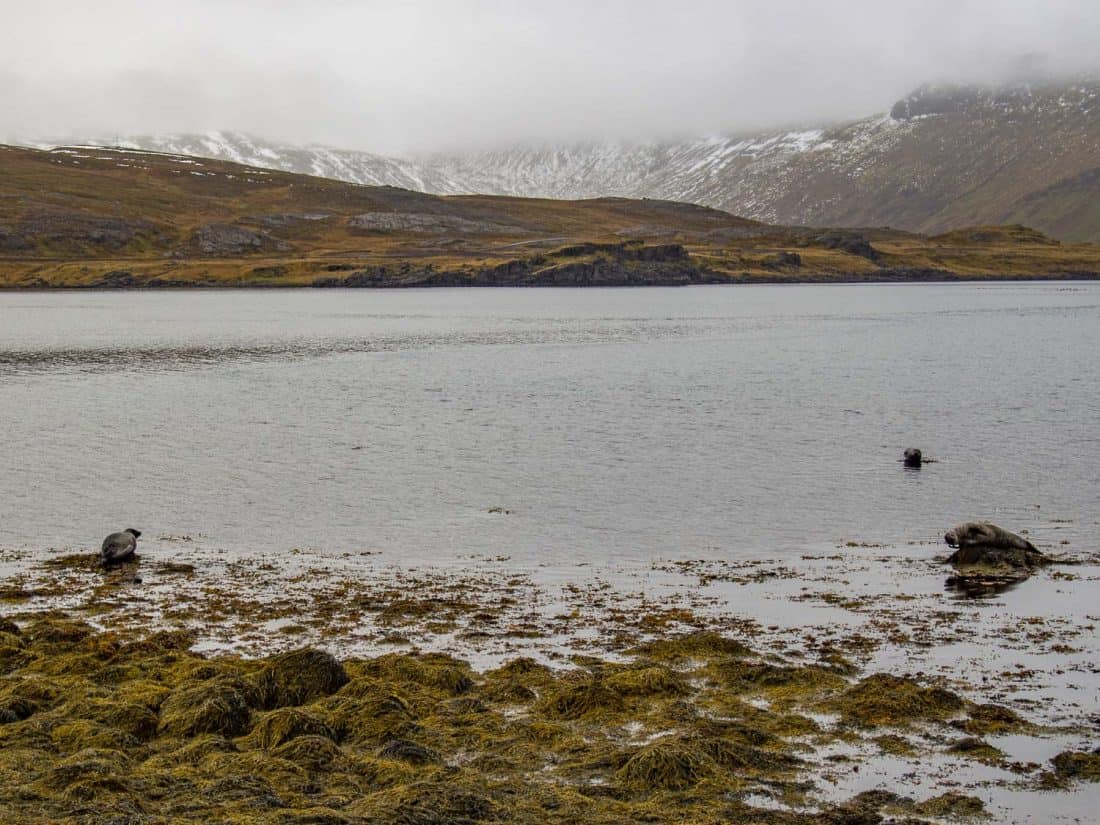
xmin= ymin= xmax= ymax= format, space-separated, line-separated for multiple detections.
xmin=2 ymin=0 xmax=1098 ymax=153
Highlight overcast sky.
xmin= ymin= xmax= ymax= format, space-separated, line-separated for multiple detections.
xmin=2 ymin=0 xmax=1098 ymax=154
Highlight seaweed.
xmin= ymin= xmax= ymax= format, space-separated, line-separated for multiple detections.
xmin=158 ymin=678 xmax=252 ymax=737
xmin=252 ymin=648 xmax=349 ymax=709
xmin=0 ymin=617 xmax=1074 ymax=824
xmin=244 ymin=706 xmax=337 ymax=749
xmin=823 ymin=673 xmax=965 ymax=727
xmin=616 ymin=736 xmax=715 ymax=790
xmin=1049 ymin=750 xmax=1100 ymax=783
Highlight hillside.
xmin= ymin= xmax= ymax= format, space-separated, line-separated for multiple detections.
xmin=41 ymin=79 xmax=1100 ymax=243
xmin=1 ymin=143 xmax=1098 ymax=289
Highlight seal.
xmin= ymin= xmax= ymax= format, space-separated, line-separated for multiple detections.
xmin=943 ymin=522 xmax=1044 ymax=569
xmin=903 ymin=448 xmax=922 ymax=468
xmin=101 ymin=528 xmax=141 ymax=565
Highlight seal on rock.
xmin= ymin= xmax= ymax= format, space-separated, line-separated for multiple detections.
xmin=101 ymin=528 xmax=141 ymax=565
xmin=943 ymin=522 xmax=1045 ymax=569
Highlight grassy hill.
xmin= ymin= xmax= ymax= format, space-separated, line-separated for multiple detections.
xmin=1 ymin=144 xmax=1098 ymax=288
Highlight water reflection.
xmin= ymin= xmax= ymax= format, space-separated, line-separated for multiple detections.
xmin=944 ymin=572 xmax=1028 ymax=599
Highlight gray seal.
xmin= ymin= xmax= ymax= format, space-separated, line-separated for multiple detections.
xmin=101 ymin=528 xmax=141 ymax=565
xmin=943 ymin=522 xmax=1044 ymax=568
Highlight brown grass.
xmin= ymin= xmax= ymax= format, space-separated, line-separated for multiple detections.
xmin=2 ymin=143 xmax=1097 ymax=288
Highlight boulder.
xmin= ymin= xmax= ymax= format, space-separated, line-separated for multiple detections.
xmin=943 ymin=522 xmax=1046 ymax=569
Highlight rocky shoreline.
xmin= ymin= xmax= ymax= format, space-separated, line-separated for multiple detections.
xmin=1 ymin=542 xmax=1098 ymax=823
xmin=4 ymin=270 xmax=1099 ymax=291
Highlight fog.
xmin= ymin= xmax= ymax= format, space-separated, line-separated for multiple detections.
xmin=2 ymin=0 xmax=1098 ymax=154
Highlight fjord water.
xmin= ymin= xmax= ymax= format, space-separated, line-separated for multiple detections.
xmin=1 ymin=283 xmax=1097 ymax=563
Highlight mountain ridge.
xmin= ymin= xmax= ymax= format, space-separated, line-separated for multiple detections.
xmin=21 ymin=78 xmax=1100 ymax=242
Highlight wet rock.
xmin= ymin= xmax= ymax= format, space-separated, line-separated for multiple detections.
xmin=944 ymin=522 xmax=1046 ymax=569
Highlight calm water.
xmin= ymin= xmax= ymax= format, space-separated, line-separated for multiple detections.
xmin=1 ymin=284 xmax=1098 ymax=563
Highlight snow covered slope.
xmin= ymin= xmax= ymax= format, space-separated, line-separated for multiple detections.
xmin=31 ymin=80 xmax=1100 ymax=241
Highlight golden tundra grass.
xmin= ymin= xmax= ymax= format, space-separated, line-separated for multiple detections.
xmin=2 ymin=143 xmax=1098 ymax=288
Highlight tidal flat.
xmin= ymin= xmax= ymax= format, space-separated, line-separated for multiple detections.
xmin=1 ymin=540 xmax=1097 ymax=824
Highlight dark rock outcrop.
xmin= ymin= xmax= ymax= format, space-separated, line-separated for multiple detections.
xmin=192 ymin=223 xmax=289 ymax=256
xmin=763 ymin=251 xmax=802 ymax=270
xmin=890 ymin=84 xmax=984 ymax=121
xmin=0 ymin=212 xmax=157 ymax=252
xmin=943 ymin=522 xmax=1046 ymax=569
xmin=312 ymin=243 xmax=722 ymax=288
xmin=814 ymin=231 xmax=881 ymax=261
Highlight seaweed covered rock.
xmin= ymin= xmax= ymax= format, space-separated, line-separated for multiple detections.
xmin=631 ymin=630 xmax=753 ymax=661
xmin=272 ymin=734 xmax=346 ymax=771
xmin=1050 ymin=750 xmax=1100 ymax=783
xmin=378 ymin=737 xmax=442 ymax=766
xmin=538 ymin=676 xmax=623 ymax=720
xmin=697 ymin=735 xmax=802 ymax=774
xmin=951 ymin=702 xmax=1027 ymax=736
xmin=158 ymin=678 xmax=251 ymax=737
xmin=317 ymin=676 xmax=422 ymax=746
xmin=24 ymin=617 xmax=94 ymax=648
xmin=944 ymin=522 xmax=1046 ymax=571
xmin=826 ymin=673 xmax=964 ymax=727
xmin=244 ymin=706 xmax=337 ymax=749
xmin=252 ymin=648 xmax=349 ymax=709
xmin=347 ymin=779 xmax=496 ymax=823
xmin=604 ymin=664 xmax=688 ymax=697
xmin=617 ymin=736 xmax=715 ymax=790
xmin=947 ymin=736 xmax=1003 ymax=762
xmin=359 ymin=652 xmax=474 ymax=696
xmin=913 ymin=791 xmax=987 ymax=818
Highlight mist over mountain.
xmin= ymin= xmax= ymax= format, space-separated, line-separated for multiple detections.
xmin=37 ymin=79 xmax=1100 ymax=243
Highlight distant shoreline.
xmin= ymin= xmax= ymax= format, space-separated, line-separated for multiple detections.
xmin=3 ymin=271 xmax=1099 ymax=291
